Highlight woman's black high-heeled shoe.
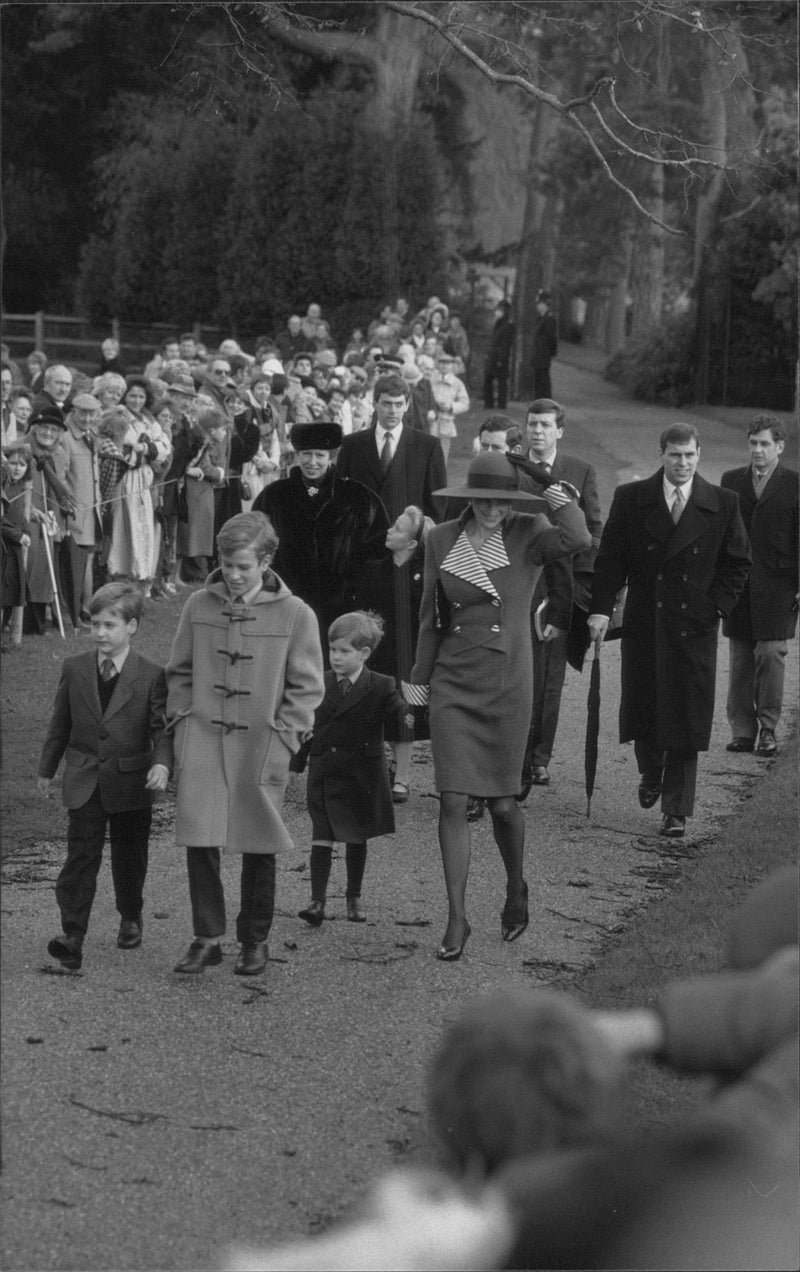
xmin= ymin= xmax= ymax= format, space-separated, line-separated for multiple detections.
xmin=436 ymin=921 xmax=471 ymax=962
xmin=501 ymin=881 xmax=529 ymax=942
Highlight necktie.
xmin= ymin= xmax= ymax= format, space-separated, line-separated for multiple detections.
xmin=338 ymin=678 xmax=351 ymax=696
xmin=100 ymin=658 xmax=116 ymax=682
xmin=380 ymin=431 xmax=393 ymax=473
xmin=671 ymin=486 xmax=685 ymax=525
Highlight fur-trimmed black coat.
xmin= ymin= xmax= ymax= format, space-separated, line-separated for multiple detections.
xmin=253 ymin=466 xmax=389 ymax=655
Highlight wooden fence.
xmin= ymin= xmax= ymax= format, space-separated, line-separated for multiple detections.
xmin=1 ymin=312 xmax=226 ymax=373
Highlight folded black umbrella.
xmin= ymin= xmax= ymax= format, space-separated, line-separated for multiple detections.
xmin=585 ymin=628 xmax=623 ymax=817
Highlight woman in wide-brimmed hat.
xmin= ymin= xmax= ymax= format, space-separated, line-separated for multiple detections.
xmin=404 ymin=451 xmax=591 ymax=961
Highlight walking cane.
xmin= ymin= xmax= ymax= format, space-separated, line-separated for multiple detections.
xmin=9 ymin=485 xmax=31 ymax=646
xmin=41 ymin=511 xmax=66 ymax=640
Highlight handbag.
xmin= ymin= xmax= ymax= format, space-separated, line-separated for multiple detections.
xmin=433 ymin=579 xmax=451 ymax=632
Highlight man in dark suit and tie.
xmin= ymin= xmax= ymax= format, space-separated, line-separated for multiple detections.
xmin=512 ymin=399 xmax=603 ymax=790
xmin=588 ymin=423 xmax=750 ymax=837
xmin=721 ymin=416 xmax=798 ymax=757
xmin=335 ymin=373 xmax=447 ymax=524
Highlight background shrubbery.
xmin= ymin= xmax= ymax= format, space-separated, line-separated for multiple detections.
xmin=604 ymin=314 xmax=698 ymax=406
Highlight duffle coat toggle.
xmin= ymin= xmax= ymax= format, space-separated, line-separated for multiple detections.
xmin=213 ymin=683 xmax=252 ymax=699
xmin=221 ymin=608 xmax=256 ymax=622
xmin=217 ymin=648 xmax=254 ymax=664
xmin=211 ymin=718 xmax=250 ymax=734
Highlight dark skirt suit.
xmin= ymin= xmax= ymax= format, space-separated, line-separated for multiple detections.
xmin=411 ymin=504 xmax=591 ymax=797
xmin=302 ymin=669 xmax=406 ymax=842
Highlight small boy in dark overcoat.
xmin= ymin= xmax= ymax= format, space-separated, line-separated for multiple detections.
xmin=293 ymin=610 xmax=405 ymax=925
xmin=37 ymin=581 xmax=172 ymax=969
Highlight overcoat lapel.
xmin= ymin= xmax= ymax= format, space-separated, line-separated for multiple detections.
xmin=360 ymin=428 xmax=385 ymax=486
xmin=662 ymin=474 xmax=720 ymax=562
xmin=638 ymin=472 xmax=674 ymax=545
xmin=755 ymin=464 xmax=786 ymax=509
xmin=334 ymin=667 xmax=373 ymax=716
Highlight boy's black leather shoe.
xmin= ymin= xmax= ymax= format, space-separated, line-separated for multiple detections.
xmin=47 ymin=933 xmax=83 ymax=970
xmin=117 ymin=918 xmax=142 ymax=949
xmin=173 ymin=940 xmax=223 ymax=973
xmin=234 ymin=942 xmax=268 ymax=975
xmin=346 ymin=898 xmax=366 ymax=923
xmin=298 ymin=901 xmax=325 ymax=926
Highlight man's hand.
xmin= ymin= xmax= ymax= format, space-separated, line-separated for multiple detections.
xmin=591 ymin=1008 xmax=665 ymax=1057
xmin=145 ymin=764 xmax=169 ymax=792
xmin=587 ymin=613 xmax=609 ymax=644
xmin=541 ymin=624 xmax=565 ymax=643
xmin=37 ymin=776 xmax=54 ymax=798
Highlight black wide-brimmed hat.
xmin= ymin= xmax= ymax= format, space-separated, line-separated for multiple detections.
xmin=290 ymin=421 xmax=343 ymax=451
xmin=434 ymin=451 xmax=539 ymax=501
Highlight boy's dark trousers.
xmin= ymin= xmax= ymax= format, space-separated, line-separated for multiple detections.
xmin=57 ymin=785 xmax=151 ymax=938
xmin=186 ymin=848 xmax=275 ymax=944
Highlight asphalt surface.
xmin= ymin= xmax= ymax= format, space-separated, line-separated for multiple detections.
xmin=2 ymin=355 xmax=797 ymax=1271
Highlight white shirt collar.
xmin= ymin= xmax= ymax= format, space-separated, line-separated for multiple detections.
xmin=376 ymin=422 xmax=402 ymax=448
xmin=528 ymin=446 xmax=557 ymax=468
xmin=663 ymin=474 xmax=694 ymax=505
xmin=227 ymin=577 xmax=264 ymax=606
xmin=338 ymin=667 xmax=364 ymax=687
xmin=752 ymin=460 xmax=778 ymax=483
xmin=97 ymin=647 xmax=130 ymax=674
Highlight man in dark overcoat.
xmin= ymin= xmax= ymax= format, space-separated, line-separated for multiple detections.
xmin=531 ymin=291 xmax=558 ymax=399
xmin=335 ymin=373 xmax=447 ymax=524
xmin=483 ymin=300 xmax=516 ymax=410
xmin=588 ymin=423 xmax=750 ymax=837
xmin=510 ymin=398 xmax=604 ymax=791
xmin=721 ymin=416 xmax=798 ymax=757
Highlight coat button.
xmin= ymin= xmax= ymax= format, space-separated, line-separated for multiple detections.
xmin=331 ymin=746 xmax=337 ymax=753
xmin=656 ymin=573 xmax=662 ymax=580
xmin=680 ymin=630 xmax=687 ymax=637
xmin=490 ymin=624 xmax=500 ymax=632
xmin=682 ymin=574 xmax=688 ymax=581
xmin=657 ymin=601 xmax=663 ymax=608
xmin=681 ymin=602 xmax=687 ymax=610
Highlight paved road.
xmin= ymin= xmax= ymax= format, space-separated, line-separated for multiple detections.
xmin=2 ymin=356 xmax=797 ymax=1271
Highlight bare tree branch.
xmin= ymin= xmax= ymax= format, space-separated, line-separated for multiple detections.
xmin=383 ymin=0 xmax=725 ymax=233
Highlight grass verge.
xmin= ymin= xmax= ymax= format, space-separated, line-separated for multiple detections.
xmin=571 ymin=741 xmax=798 ymax=1127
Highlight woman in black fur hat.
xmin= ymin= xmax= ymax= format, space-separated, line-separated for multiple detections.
xmin=253 ymin=421 xmax=389 ymax=662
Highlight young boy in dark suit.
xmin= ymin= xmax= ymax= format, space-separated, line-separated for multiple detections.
xmin=293 ymin=610 xmax=405 ymax=926
xmin=38 ymin=582 xmax=171 ymax=969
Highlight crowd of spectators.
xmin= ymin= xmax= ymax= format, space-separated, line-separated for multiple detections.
xmin=1 ymin=296 xmax=471 ymax=643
